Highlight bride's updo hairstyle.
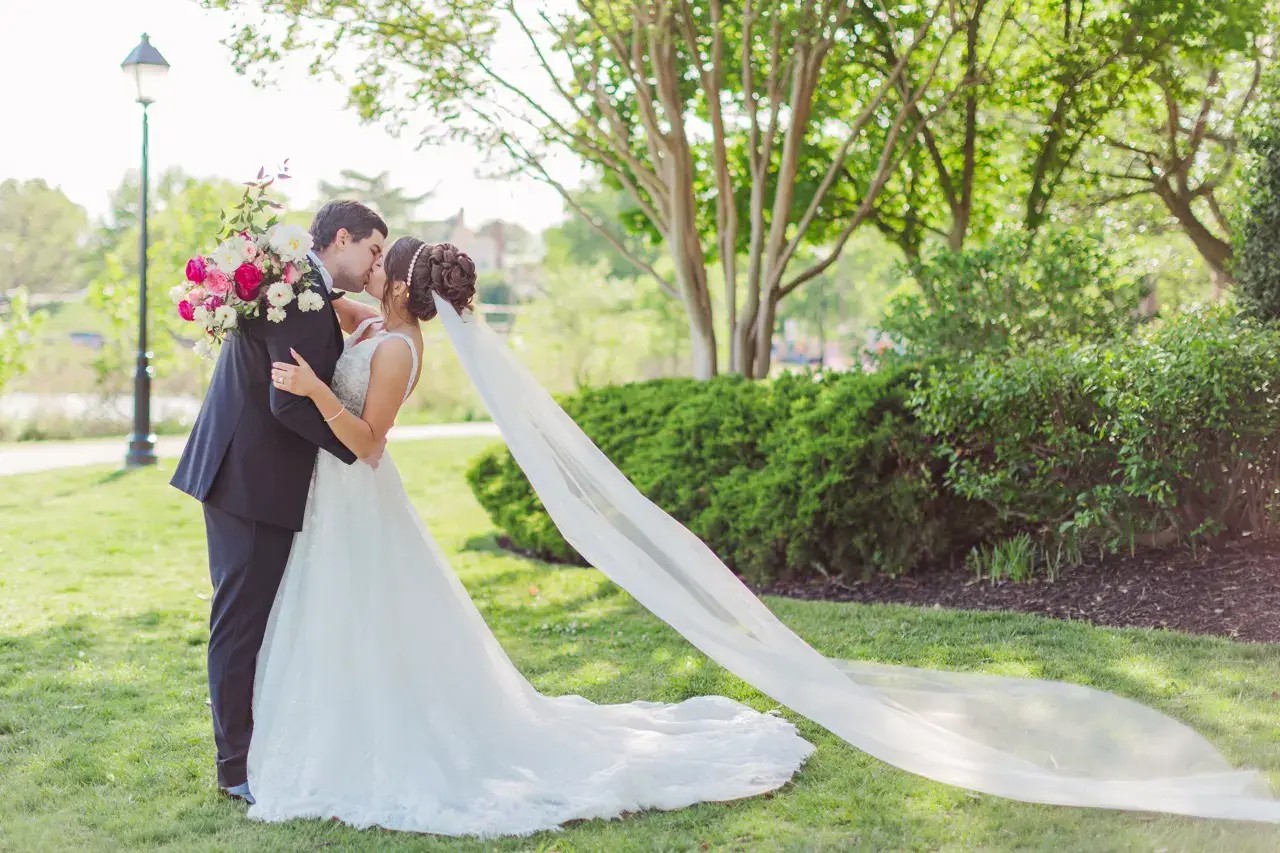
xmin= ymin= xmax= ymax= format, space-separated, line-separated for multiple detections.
xmin=382 ymin=236 xmax=477 ymax=323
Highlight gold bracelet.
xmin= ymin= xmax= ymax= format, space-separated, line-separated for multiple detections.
xmin=323 ymin=407 xmax=344 ymax=424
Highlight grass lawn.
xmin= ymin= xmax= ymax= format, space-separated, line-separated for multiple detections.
xmin=2 ymin=437 xmax=1279 ymax=851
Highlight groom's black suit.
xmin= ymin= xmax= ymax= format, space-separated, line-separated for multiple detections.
xmin=171 ymin=269 xmax=356 ymax=787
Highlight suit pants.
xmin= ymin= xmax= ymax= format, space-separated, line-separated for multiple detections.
xmin=202 ymin=503 xmax=295 ymax=787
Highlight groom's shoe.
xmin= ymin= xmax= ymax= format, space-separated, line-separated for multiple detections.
xmin=220 ymin=782 xmax=256 ymax=806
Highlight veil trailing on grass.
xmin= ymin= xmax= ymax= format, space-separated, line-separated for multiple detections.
xmin=434 ymin=295 xmax=1280 ymax=824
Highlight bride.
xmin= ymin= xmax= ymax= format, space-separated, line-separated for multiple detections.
xmin=256 ymin=238 xmax=813 ymax=835
xmin=262 ymin=236 xmax=1280 ymax=834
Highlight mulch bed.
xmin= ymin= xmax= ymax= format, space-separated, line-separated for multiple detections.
xmin=757 ymin=537 xmax=1280 ymax=644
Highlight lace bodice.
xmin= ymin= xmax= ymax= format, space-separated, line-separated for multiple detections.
xmin=330 ymin=319 xmax=420 ymax=417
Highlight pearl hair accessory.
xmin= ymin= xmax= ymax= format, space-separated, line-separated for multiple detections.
xmin=405 ymin=243 xmax=428 ymax=294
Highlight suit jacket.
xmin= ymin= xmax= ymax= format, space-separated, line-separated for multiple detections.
xmin=171 ymin=271 xmax=356 ymax=531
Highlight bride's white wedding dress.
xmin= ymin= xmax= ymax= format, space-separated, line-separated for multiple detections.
xmin=246 ymin=325 xmax=814 ymax=836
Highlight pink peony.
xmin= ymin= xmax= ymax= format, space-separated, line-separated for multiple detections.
xmin=205 ymin=267 xmax=231 ymax=297
xmin=177 ymin=300 xmax=195 ymax=322
xmin=233 ymin=263 xmax=264 ymax=301
xmin=203 ymin=295 xmax=224 ymax=312
xmin=187 ymin=285 xmax=207 ymax=304
xmin=282 ymin=262 xmax=301 ymax=285
xmin=185 ymin=256 xmax=208 ymax=284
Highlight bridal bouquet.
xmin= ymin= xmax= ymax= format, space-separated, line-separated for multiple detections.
xmin=173 ymin=164 xmax=323 ymax=357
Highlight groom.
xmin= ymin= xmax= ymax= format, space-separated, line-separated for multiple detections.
xmin=171 ymin=200 xmax=388 ymax=803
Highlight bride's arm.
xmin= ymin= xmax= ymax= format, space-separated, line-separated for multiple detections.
xmin=332 ymin=293 xmax=383 ymax=334
xmin=271 ymin=342 xmax=413 ymax=462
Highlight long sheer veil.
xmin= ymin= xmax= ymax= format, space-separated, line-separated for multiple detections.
xmin=434 ymin=294 xmax=1280 ymax=823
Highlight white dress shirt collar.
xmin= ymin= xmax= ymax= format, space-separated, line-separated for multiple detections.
xmin=307 ymin=250 xmax=334 ymax=293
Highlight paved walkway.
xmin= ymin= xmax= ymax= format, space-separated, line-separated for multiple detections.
xmin=0 ymin=423 xmax=501 ymax=477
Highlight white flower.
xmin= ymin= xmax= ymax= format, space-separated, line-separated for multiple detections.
xmin=296 ymin=290 xmax=324 ymax=312
xmin=242 ymin=238 xmax=259 ymax=261
xmin=211 ymin=239 xmax=244 ymax=272
xmin=193 ymin=338 xmax=213 ymax=359
xmin=193 ymin=306 xmax=212 ymax=328
xmin=267 ymin=224 xmax=313 ymax=263
xmin=214 ymin=305 xmax=238 ymax=329
xmin=169 ymin=285 xmax=188 ymax=305
xmin=266 ymin=306 xmax=287 ymax=323
xmin=266 ymin=282 xmax=295 ymax=308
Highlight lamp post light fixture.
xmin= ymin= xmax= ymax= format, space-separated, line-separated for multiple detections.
xmin=121 ymin=33 xmax=169 ymax=468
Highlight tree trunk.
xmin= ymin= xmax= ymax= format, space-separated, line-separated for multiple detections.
xmin=750 ymin=275 xmax=783 ymax=379
xmin=1158 ymin=186 xmax=1235 ymax=296
xmin=667 ymin=221 xmax=717 ymax=379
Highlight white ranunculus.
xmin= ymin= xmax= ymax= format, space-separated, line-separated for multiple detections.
xmin=296 ymin=290 xmax=325 ymax=312
xmin=211 ymin=239 xmax=244 ymax=272
xmin=266 ymin=306 xmax=287 ymax=323
xmin=193 ymin=306 xmax=212 ymax=328
xmin=266 ymin=282 xmax=295 ymax=308
xmin=193 ymin=338 xmax=213 ymax=359
xmin=268 ymin=224 xmax=313 ymax=263
xmin=214 ymin=305 xmax=238 ymax=329
xmin=169 ymin=285 xmax=187 ymax=305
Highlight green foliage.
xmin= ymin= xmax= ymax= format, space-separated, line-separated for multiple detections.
xmin=0 ymin=289 xmax=42 ymax=396
xmin=473 ymin=308 xmax=1280 ymax=582
xmin=708 ymin=368 xmax=977 ymax=582
xmin=916 ymin=307 xmax=1280 ymax=558
xmin=0 ymin=179 xmax=88 ymax=295
xmin=86 ymin=170 xmax=249 ymax=388
xmin=1237 ymin=85 xmax=1280 ymax=321
xmin=511 ymin=264 xmax=689 ymax=391
xmin=880 ymin=229 xmax=1144 ymax=358
xmin=467 ymin=369 xmax=971 ymax=581
xmin=541 ymin=184 xmax=661 ymax=282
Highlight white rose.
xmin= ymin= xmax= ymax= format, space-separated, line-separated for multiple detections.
xmin=193 ymin=338 xmax=213 ymax=359
xmin=169 ymin=285 xmax=187 ymax=305
xmin=266 ymin=306 xmax=287 ymax=323
xmin=296 ymin=290 xmax=324 ymax=312
xmin=266 ymin=282 xmax=295 ymax=308
xmin=214 ymin=305 xmax=238 ymax=329
xmin=193 ymin=306 xmax=212 ymax=328
xmin=268 ymin=224 xmax=313 ymax=263
xmin=211 ymin=239 xmax=243 ymax=272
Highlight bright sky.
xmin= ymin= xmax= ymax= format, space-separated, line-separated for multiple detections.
xmin=0 ymin=0 xmax=570 ymax=232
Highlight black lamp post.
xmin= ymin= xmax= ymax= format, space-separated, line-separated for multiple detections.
xmin=121 ymin=33 xmax=169 ymax=469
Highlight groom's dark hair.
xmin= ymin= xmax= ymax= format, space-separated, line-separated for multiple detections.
xmin=309 ymin=200 xmax=388 ymax=251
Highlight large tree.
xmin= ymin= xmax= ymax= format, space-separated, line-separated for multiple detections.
xmin=865 ymin=0 xmax=1267 ymax=262
xmin=0 ymin=179 xmax=88 ymax=295
xmin=208 ymin=0 xmax=957 ymax=378
xmin=1085 ymin=5 xmax=1271 ymax=294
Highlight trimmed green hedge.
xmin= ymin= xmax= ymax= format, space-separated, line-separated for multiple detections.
xmin=467 ymin=367 xmax=974 ymax=581
xmin=468 ymin=309 xmax=1280 ymax=581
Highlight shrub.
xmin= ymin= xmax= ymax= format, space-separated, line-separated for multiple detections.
xmin=470 ymin=309 xmax=1280 ymax=582
xmin=916 ymin=307 xmax=1280 ymax=554
xmin=1236 ymin=99 xmax=1280 ymax=321
xmin=466 ymin=370 xmax=969 ymax=580
xmin=880 ymin=228 xmax=1144 ymax=359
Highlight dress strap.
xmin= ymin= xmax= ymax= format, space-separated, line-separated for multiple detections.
xmin=377 ymin=332 xmax=420 ymax=402
xmin=349 ymin=316 xmax=383 ymax=347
